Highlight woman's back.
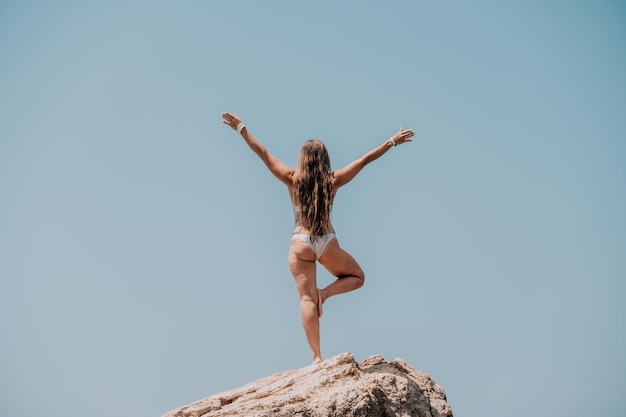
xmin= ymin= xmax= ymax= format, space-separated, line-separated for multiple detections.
xmin=291 ymin=140 xmax=335 ymax=238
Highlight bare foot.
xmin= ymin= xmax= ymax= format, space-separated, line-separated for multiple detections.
xmin=317 ymin=289 xmax=324 ymax=317
xmin=313 ymin=356 xmax=323 ymax=364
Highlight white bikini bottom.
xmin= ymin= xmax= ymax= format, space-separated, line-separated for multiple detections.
xmin=291 ymin=233 xmax=337 ymax=260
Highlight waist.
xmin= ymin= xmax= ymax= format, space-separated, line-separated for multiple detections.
xmin=292 ymin=224 xmax=336 ymax=235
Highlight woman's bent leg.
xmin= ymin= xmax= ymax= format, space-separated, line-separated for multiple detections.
xmin=288 ymin=240 xmax=323 ymax=363
xmin=318 ymin=238 xmax=365 ymax=305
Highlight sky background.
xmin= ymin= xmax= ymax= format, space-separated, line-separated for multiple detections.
xmin=1 ymin=1 xmax=625 ymax=416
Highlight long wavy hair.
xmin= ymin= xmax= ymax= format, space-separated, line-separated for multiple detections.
xmin=294 ymin=140 xmax=335 ymax=238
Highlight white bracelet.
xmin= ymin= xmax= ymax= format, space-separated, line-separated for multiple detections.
xmin=236 ymin=123 xmax=246 ymax=135
xmin=390 ymin=137 xmax=397 ymax=147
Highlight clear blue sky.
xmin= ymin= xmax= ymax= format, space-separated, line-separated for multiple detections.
xmin=1 ymin=1 xmax=624 ymax=416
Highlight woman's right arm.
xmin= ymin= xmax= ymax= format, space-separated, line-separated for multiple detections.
xmin=221 ymin=112 xmax=294 ymax=187
xmin=333 ymin=127 xmax=414 ymax=188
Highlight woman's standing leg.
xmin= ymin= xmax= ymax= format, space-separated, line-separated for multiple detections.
xmin=288 ymin=239 xmax=323 ymax=363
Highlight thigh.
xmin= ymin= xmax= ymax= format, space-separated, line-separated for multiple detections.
xmin=288 ymin=238 xmax=317 ymax=297
xmin=318 ymin=238 xmax=364 ymax=279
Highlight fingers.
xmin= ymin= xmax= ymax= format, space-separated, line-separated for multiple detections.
xmin=221 ymin=112 xmax=241 ymax=129
xmin=396 ymin=127 xmax=414 ymax=134
xmin=403 ymin=129 xmax=415 ymax=143
xmin=392 ymin=127 xmax=415 ymax=145
xmin=221 ymin=113 xmax=233 ymax=127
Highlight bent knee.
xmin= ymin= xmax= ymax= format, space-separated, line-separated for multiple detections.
xmin=356 ymin=267 xmax=365 ymax=283
xmin=339 ymin=269 xmax=365 ymax=287
xmin=356 ymin=272 xmax=365 ymax=288
xmin=351 ymin=265 xmax=365 ymax=281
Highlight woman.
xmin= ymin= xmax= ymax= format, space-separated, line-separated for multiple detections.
xmin=221 ymin=112 xmax=414 ymax=364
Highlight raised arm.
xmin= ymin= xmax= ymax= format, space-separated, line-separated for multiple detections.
xmin=333 ymin=127 xmax=415 ymax=188
xmin=222 ymin=112 xmax=294 ymax=187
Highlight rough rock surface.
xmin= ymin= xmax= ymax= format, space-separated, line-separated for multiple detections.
xmin=164 ymin=352 xmax=453 ymax=417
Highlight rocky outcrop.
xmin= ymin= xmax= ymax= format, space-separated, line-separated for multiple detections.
xmin=164 ymin=352 xmax=453 ymax=417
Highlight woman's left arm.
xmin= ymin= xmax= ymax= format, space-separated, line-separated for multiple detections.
xmin=221 ymin=112 xmax=294 ymax=186
xmin=334 ymin=127 xmax=415 ymax=188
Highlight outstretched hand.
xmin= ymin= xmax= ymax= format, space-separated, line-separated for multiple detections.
xmin=221 ymin=112 xmax=242 ymax=131
xmin=390 ymin=128 xmax=415 ymax=146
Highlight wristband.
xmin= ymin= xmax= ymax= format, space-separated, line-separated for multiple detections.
xmin=390 ymin=137 xmax=397 ymax=147
xmin=236 ymin=123 xmax=246 ymax=135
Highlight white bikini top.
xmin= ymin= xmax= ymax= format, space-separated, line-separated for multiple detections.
xmin=293 ymin=205 xmax=302 ymax=226
xmin=292 ymin=205 xmax=333 ymax=227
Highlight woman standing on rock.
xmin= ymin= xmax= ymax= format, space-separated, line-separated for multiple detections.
xmin=221 ymin=112 xmax=414 ymax=364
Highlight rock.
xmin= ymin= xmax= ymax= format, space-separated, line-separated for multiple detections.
xmin=164 ymin=352 xmax=453 ymax=417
